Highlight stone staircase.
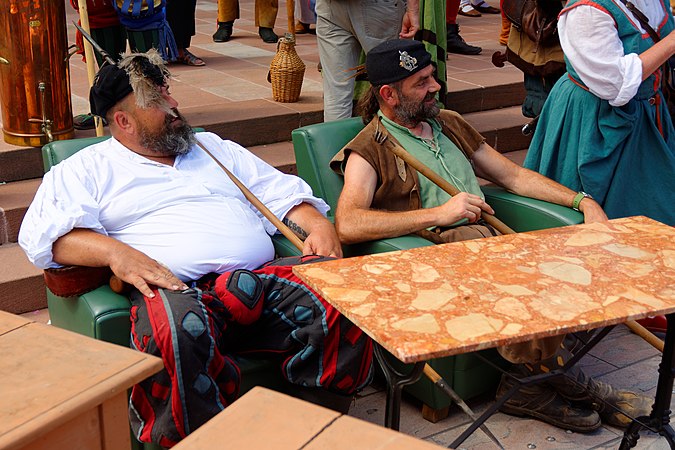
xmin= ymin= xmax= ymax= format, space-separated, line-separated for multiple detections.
xmin=0 ymin=80 xmax=530 ymax=314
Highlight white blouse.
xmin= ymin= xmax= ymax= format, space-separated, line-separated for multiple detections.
xmin=19 ymin=132 xmax=329 ymax=281
xmin=558 ymin=0 xmax=667 ymax=106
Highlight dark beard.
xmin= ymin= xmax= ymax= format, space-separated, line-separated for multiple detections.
xmin=393 ymin=92 xmax=440 ymax=127
xmin=138 ymin=109 xmax=196 ymax=156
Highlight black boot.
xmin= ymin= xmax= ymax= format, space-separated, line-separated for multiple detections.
xmin=447 ymin=23 xmax=482 ymax=55
xmin=497 ymin=367 xmax=602 ymax=432
xmin=530 ymin=334 xmax=653 ymax=429
xmin=258 ymin=27 xmax=279 ymax=43
xmin=213 ymin=21 xmax=234 ymax=42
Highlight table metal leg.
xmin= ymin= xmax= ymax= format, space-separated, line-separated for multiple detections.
xmin=373 ymin=344 xmax=425 ymax=431
xmin=620 ymin=314 xmax=675 ymax=449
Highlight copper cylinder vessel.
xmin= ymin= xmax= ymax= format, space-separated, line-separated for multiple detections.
xmin=0 ymin=0 xmax=74 ymax=147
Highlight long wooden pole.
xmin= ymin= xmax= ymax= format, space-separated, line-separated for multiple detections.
xmin=287 ymin=0 xmax=295 ymax=37
xmin=75 ymin=0 xmax=104 ymax=137
xmin=390 ymin=145 xmax=664 ymax=352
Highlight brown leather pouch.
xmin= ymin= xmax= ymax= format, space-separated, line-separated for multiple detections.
xmin=43 ymin=266 xmax=113 ymax=298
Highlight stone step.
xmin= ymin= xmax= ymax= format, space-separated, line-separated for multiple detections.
xmin=0 ymin=178 xmax=40 ymax=245
xmin=446 ymin=81 xmax=525 ymax=115
xmin=0 ymin=243 xmax=46 ymax=315
xmin=463 ymin=105 xmax=533 ymax=154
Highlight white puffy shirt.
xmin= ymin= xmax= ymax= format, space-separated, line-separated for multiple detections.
xmin=558 ymin=0 xmax=667 ymax=106
xmin=19 ymin=132 xmax=329 ymax=281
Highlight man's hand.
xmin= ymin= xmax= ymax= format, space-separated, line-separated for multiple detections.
xmin=108 ymin=244 xmax=187 ymax=298
xmin=434 ymin=192 xmax=495 ymax=226
xmin=284 ymin=203 xmax=343 ymax=258
xmin=400 ymin=9 xmax=420 ymax=38
xmin=579 ymin=198 xmax=609 ymax=223
xmin=302 ymin=221 xmax=343 ymax=258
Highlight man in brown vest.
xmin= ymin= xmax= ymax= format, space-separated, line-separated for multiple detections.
xmin=331 ymin=38 xmax=651 ymax=433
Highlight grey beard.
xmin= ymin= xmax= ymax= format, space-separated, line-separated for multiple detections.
xmin=393 ymin=94 xmax=441 ymax=128
xmin=139 ymin=112 xmax=196 ymax=156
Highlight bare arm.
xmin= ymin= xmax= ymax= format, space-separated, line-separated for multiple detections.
xmin=471 ymin=143 xmax=608 ymax=222
xmin=335 ymin=153 xmax=494 ymax=244
xmin=399 ymin=0 xmax=420 ymax=38
xmin=640 ymin=29 xmax=675 ymax=80
xmin=283 ymin=202 xmax=343 ymax=258
xmin=52 ymin=228 xmax=187 ymax=297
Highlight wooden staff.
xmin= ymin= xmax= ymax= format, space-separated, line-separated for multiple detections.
xmin=390 ymin=145 xmax=664 ymax=353
xmin=287 ymin=0 xmax=295 ymax=37
xmin=75 ymin=0 xmax=105 ymax=137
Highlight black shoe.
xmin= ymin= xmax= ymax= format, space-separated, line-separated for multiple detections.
xmin=213 ymin=21 xmax=233 ymax=42
xmin=258 ymin=27 xmax=278 ymax=43
xmin=446 ymin=23 xmax=482 ymax=55
xmin=497 ymin=370 xmax=602 ymax=433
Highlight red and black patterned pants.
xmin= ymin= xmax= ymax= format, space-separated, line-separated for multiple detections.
xmin=128 ymin=255 xmax=373 ymax=447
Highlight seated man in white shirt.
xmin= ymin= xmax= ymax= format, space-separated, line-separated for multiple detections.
xmin=19 ymin=50 xmax=373 ymax=448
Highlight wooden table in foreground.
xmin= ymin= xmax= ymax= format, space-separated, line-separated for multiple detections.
xmin=293 ymin=216 xmax=675 ymax=447
xmin=0 ymin=310 xmax=163 ymax=450
xmin=173 ymin=386 xmax=443 ymax=449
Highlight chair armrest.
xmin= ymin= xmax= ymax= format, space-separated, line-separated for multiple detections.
xmin=343 ymin=235 xmax=434 ymax=257
xmin=481 ymin=186 xmax=583 ymax=232
xmin=47 ymin=285 xmax=132 ymax=347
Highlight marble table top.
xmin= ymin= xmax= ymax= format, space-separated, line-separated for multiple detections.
xmin=293 ymin=216 xmax=675 ymax=363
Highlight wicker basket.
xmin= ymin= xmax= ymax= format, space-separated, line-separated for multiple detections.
xmin=268 ymin=34 xmax=305 ymax=103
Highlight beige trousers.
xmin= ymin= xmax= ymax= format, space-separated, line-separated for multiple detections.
xmin=217 ymin=0 xmax=278 ymax=28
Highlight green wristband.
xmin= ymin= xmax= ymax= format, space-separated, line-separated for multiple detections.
xmin=572 ymin=192 xmax=591 ymax=211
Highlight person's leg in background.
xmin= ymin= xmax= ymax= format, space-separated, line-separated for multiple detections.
xmin=316 ymin=0 xmax=362 ymax=121
xmin=213 ymin=0 xmax=238 ymax=42
xmin=167 ymin=0 xmax=205 ymax=66
xmin=317 ymin=0 xmax=405 ymax=121
xmin=255 ymin=0 xmax=280 ymax=43
xmin=499 ymin=0 xmax=510 ymax=45
xmin=295 ymin=0 xmax=317 ymax=34
xmin=446 ymin=0 xmax=481 ymax=55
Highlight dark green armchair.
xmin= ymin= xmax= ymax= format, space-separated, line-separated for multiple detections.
xmin=41 ymin=134 xmax=298 ymax=449
xmin=291 ymin=117 xmax=584 ymax=421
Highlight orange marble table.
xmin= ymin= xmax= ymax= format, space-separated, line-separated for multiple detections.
xmin=294 ymin=216 xmax=674 ymax=365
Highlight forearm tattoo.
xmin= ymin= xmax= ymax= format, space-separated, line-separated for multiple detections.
xmin=283 ymin=218 xmax=308 ymax=239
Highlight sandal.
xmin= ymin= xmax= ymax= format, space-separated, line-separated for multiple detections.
xmin=176 ymin=49 xmax=205 ymax=67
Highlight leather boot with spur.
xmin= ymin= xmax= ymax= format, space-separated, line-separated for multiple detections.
xmin=546 ymin=366 xmax=653 ymax=428
xmin=496 ymin=367 xmax=602 ymax=432
xmin=530 ymin=333 xmax=653 ymax=428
